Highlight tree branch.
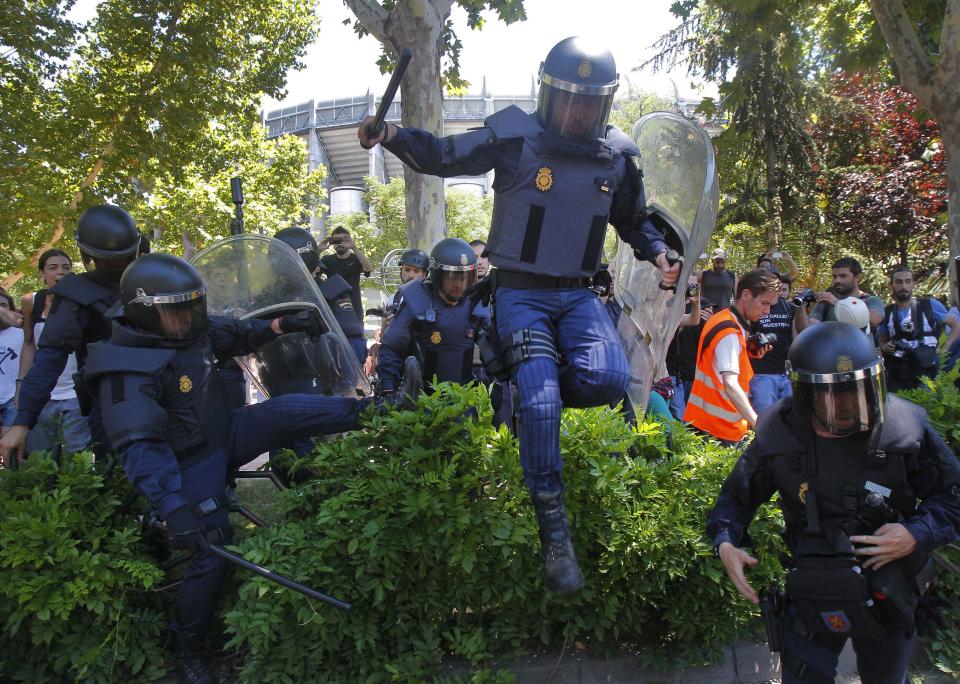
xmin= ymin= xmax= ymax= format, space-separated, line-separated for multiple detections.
xmin=342 ymin=0 xmax=390 ymax=46
xmin=939 ymin=0 xmax=960 ymax=72
xmin=869 ymin=0 xmax=935 ymax=96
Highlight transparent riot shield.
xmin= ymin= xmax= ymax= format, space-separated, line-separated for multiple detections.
xmin=614 ymin=112 xmax=719 ymax=417
xmin=191 ymin=234 xmax=371 ymax=399
xmin=378 ymin=248 xmax=405 ymax=307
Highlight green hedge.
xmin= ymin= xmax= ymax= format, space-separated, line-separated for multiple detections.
xmin=222 ymin=384 xmax=785 ymax=683
xmin=0 ymin=454 xmax=168 ymax=682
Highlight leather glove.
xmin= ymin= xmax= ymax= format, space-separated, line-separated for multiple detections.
xmin=465 ymin=277 xmax=493 ymax=306
xmin=592 ymin=269 xmax=613 ymax=297
xmin=278 ymin=310 xmax=327 ymax=337
xmin=165 ymin=505 xmax=208 ymax=553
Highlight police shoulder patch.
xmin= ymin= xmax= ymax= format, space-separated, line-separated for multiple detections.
xmin=465 ymin=328 xmax=475 ymax=339
xmin=430 ymin=330 xmax=442 ymax=345
xmin=179 ymin=375 xmax=193 ymax=393
xmin=821 ymin=610 xmax=851 ymax=633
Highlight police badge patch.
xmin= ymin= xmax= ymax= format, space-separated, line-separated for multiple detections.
xmin=578 ymin=59 xmax=592 ymax=78
xmin=430 ymin=331 xmax=442 ymax=345
xmin=535 ymin=167 xmax=553 ymax=192
xmin=836 ymin=355 xmax=854 ymax=372
xmin=179 ymin=375 xmax=193 ymax=393
xmin=821 ymin=610 xmax=852 ymax=633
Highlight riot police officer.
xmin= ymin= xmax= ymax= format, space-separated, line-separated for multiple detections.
xmin=377 ymin=238 xmax=483 ymax=394
xmin=359 ymin=37 xmax=680 ymax=594
xmin=0 ymin=205 xmax=141 ymax=465
xmin=274 ymin=226 xmax=367 ymax=364
xmin=391 ymin=248 xmax=430 ymax=308
xmin=84 ymin=253 xmax=412 ymax=683
xmin=707 ymin=322 xmax=960 ymax=683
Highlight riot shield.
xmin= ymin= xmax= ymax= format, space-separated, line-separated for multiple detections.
xmin=614 ymin=112 xmax=719 ymax=417
xmin=378 ymin=248 xmax=405 ymax=306
xmin=191 ymin=234 xmax=371 ymax=399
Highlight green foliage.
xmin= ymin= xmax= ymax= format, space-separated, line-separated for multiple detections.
xmin=0 ymin=454 xmax=168 ymax=683
xmin=223 ymin=383 xmax=785 ymax=682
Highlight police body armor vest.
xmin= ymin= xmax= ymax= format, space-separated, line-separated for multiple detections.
xmin=317 ymin=273 xmax=363 ymax=338
xmin=480 ymin=106 xmax=640 ymax=279
xmin=85 ymin=323 xmax=232 ymax=466
xmin=43 ymin=272 xmax=120 ymax=365
xmin=403 ymin=279 xmax=478 ymax=386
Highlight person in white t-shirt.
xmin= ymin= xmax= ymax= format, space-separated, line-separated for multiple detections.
xmin=17 ymin=250 xmax=91 ymax=454
xmin=0 ymin=288 xmax=24 ymax=439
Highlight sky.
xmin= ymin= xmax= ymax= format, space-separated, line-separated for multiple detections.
xmin=69 ymin=0 xmax=715 ymax=110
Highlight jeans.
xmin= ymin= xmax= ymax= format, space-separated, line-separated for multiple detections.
xmin=0 ymin=398 xmax=15 ymax=428
xmin=750 ymin=373 xmax=792 ymax=414
xmin=27 ymin=397 xmax=91 ymax=454
xmin=495 ymin=286 xmax=629 ymax=493
xmin=668 ymin=376 xmax=686 ymax=420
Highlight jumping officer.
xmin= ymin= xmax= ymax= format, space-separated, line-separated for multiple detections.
xmin=707 ymin=322 xmax=960 ymax=683
xmin=358 ymin=36 xmax=680 ymax=593
xmin=0 ymin=205 xmax=141 ymax=465
xmin=84 ymin=253 xmax=415 ymax=683
xmin=274 ymin=226 xmax=368 ymax=364
xmin=377 ymin=238 xmax=483 ymax=394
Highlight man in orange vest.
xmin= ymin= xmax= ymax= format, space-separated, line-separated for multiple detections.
xmin=684 ymin=269 xmax=781 ymax=445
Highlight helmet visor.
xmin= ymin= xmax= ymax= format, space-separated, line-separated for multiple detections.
xmin=537 ymin=85 xmax=613 ymax=139
xmin=792 ymin=372 xmax=886 ymax=436
xmin=155 ymin=297 xmax=209 ymax=340
xmin=437 ymin=267 xmax=477 ymax=302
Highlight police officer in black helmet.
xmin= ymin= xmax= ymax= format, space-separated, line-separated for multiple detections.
xmin=359 ymin=37 xmax=680 ymax=595
xmin=392 ymin=248 xmax=430 ymax=306
xmin=84 ymin=253 xmax=414 ymax=684
xmin=707 ymin=322 xmax=960 ymax=683
xmin=0 ymin=205 xmax=141 ymax=466
xmin=274 ymin=226 xmax=368 ymax=364
xmin=377 ymin=238 xmax=483 ymax=395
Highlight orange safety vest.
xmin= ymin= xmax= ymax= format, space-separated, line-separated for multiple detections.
xmin=683 ymin=307 xmax=754 ymax=441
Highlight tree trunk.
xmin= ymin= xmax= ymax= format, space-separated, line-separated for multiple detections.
xmin=760 ymin=41 xmax=781 ymax=247
xmin=388 ymin=1 xmax=448 ymax=250
xmin=945 ymin=125 xmax=960 ymax=304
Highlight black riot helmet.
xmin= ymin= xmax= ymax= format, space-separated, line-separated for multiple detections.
xmin=429 ymin=238 xmax=477 ymax=304
xmin=120 ymin=253 xmax=208 ymax=340
xmin=537 ymin=36 xmax=619 ymax=140
xmin=786 ymin=322 xmax=886 ymax=436
xmin=274 ymin=227 xmax=320 ymax=273
xmin=75 ymin=205 xmax=141 ymax=260
xmin=399 ymin=248 xmax=430 ymax=272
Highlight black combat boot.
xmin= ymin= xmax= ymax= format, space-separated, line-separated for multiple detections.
xmin=531 ymin=489 xmax=584 ymax=593
xmin=175 ymin=633 xmax=217 ymax=684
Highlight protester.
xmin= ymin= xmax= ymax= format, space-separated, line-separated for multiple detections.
xmin=17 ymin=250 xmax=91 ymax=454
xmin=469 ymin=239 xmax=489 ymax=279
xmin=320 ymin=226 xmax=373 ymax=323
xmin=700 ymin=247 xmax=737 ymax=308
xmin=808 ymin=257 xmax=884 ymax=329
xmin=756 ymin=249 xmax=800 ymax=282
xmin=0 ymin=288 xmax=24 ymax=441
xmin=748 ymin=274 xmax=809 ymax=413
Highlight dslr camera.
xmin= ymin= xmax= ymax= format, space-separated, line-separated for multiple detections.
xmin=747 ymin=332 xmax=777 ymax=356
xmin=889 ymin=339 xmax=913 ymax=359
xmin=790 ymin=288 xmax=817 ymax=307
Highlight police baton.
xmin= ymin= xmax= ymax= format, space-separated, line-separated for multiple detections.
xmin=365 ymin=47 xmax=413 ymax=139
xmin=200 ymin=536 xmax=352 ymax=612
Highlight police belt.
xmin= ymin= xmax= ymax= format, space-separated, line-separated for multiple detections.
xmin=495 ymin=270 xmax=592 ymax=290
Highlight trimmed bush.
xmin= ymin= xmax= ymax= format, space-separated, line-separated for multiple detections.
xmin=0 ymin=454 xmax=169 ymax=683
xmin=223 ymin=383 xmax=785 ymax=682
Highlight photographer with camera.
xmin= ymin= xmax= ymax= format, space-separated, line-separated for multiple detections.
xmin=757 ymin=248 xmax=800 ymax=283
xmin=707 ymin=322 xmax=960 ymax=683
xmin=808 ymin=257 xmax=885 ymax=330
xmin=320 ymin=225 xmax=373 ymax=324
xmin=683 ymin=269 xmax=780 ymax=446
xmin=879 ymin=266 xmax=948 ymax=392
xmin=749 ymin=274 xmax=810 ymax=413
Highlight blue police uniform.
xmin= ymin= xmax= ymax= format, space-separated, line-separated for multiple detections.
xmin=707 ymin=396 xmax=960 ymax=682
xmin=85 ymin=315 xmax=369 ymax=637
xmin=317 ymin=272 xmax=367 ymax=364
xmin=14 ymin=272 xmax=118 ymax=456
xmin=377 ymin=279 xmax=482 ymax=393
xmin=383 ymin=106 xmax=667 ymax=492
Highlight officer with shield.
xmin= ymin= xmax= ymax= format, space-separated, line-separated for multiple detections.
xmin=0 ymin=205 xmax=141 ymax=465
xmin=377 ymin=238 xmax=483 ymax=394
xmin=707 ymin=322 xmax=960 ymax=683
xmin=84 ymin=253 xmax=413 ymax=683
xmin=359 ymin=36 xmax=680 ymax=593
xmin=274 ymin=226 xmax=368 ymax=364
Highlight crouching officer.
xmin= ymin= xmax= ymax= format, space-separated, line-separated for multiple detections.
xmin=84 ymin=254 xmax=409 ymax=684
xmin=0 ymin=205 xmax=141 ymax=465
xmin=707 ymin=322 xmax=960 ymax=683
xmin=274 ymin=226 xmax=367 ymax=364
xmin=377 ymin=238 xmax=482 ymax=394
